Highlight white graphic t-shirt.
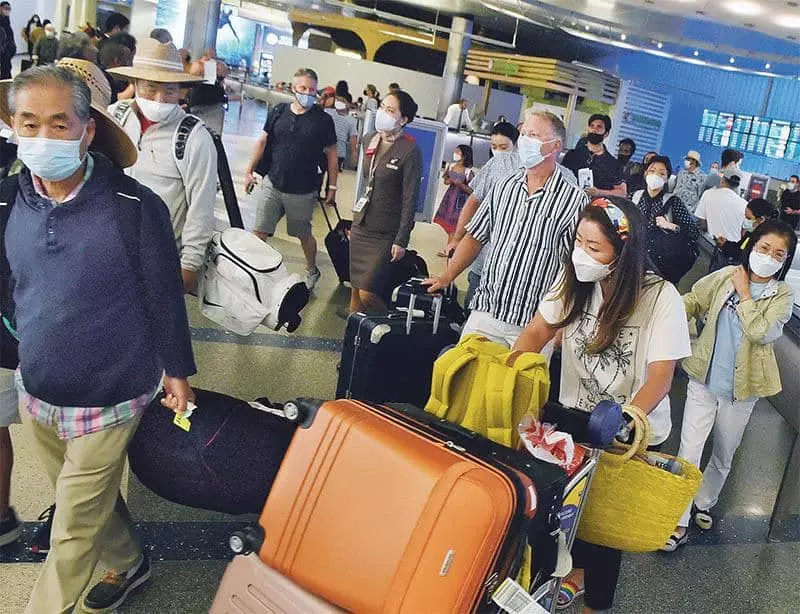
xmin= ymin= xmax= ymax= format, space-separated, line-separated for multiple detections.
xmin=538 ymin=276 xmax=691 ymax=445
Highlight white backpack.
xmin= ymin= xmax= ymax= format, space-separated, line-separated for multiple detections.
xmin=198 ymin=228 xmax=310 ymax=336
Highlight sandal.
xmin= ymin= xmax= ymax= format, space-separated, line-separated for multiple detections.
xmin=662 ymin=529 xmax=688 ymax=552
xmin=693 ymin=505 xmax=713 ymax=530
xmin=556 ymin=579 xmax=585 ymax=610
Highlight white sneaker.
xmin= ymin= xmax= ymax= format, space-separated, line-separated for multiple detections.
xmin=306 ymin=266 xmax=321 ymax=290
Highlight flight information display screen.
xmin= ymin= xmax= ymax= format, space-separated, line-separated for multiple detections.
xmin=698 ymin=109 xmax=800 ymax=162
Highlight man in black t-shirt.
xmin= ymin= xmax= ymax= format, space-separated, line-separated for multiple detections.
xmin=245 ymin=67 xmax=338 ymax=290
xmin=562 ymin=114 xmax=626 ymax=198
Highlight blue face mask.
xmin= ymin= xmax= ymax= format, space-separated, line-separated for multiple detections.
xmin=294 ymin=90 xmax=317 ymax=109
xmin=17 ymin=129 xmax=86 ymax=181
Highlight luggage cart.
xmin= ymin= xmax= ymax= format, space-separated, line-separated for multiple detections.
xmin=531 ymin=448 xmax=601 ymax=613
xmin=527 ymin=400 xmax=632 ymax=613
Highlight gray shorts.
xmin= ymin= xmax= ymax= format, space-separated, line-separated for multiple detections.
xmin=0 ymin=368 xmax=19 ymax=428
xmin=253 ymin=176 xmax=318 ymax=239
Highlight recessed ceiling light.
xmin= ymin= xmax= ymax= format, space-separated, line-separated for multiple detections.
xmin=775 ymin=13 xmax=800 ymax=27
xmin=726 ymin=1 xmax=764 ymax=16
xmin=765 ymin=62 xmax=771 ymax=69
xmin=620 ymin=33 xmax=627 ymax=40
xmin=657 ymin=41 xmax=663 ymax=48
xmin=693 ymin=49 xmax=700 ymax=56
xmin=585 ymin=24 xmax=591 ymax=30
xmin=729 ymin=57 xmax=736 ymax=63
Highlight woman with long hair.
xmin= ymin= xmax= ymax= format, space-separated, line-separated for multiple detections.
xmin=632 ymin=155 xmax=699 ymax=284
xmin=514 ymin=196 xmax=692 ymax=613
xmin=23 ymin=14 xmax=42 ymax=58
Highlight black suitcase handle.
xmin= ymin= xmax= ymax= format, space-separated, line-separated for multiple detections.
xmin=319 ymin=198 xmax=344 ymax=233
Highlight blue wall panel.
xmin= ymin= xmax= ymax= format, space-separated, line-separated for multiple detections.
xmin=591 ymin=46 xmax=800 ymax=179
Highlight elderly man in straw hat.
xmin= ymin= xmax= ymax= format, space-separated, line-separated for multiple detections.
xmin=108 ymin=38 xmax=218 ymax=296
xmin=0 ymin=60 xmax=196 ymax=613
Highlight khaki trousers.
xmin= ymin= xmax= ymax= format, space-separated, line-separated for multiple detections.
xmin=22 ymin=411 xmax=142 ymax=614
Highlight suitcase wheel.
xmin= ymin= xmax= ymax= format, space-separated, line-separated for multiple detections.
xmin=587 ymin=400 xmax=625 ymax=448
xmin=229 ymin=525 xmax=265 ymax=555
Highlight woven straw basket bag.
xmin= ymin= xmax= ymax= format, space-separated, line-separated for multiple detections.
xmin=576 ymin=405 xmax=703 ymax=552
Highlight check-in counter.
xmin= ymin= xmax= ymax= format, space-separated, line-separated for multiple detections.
xmin=695 ymin=233 xmax=800 ymax=541
xmin=442 ymin=130 xmax=492 ymax=168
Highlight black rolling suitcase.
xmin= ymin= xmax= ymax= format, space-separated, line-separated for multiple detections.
xmin=320 ymin=202 xmax=351 ymax=283
xmin=128 ymin=388 xmax=298 ymax=515
xmin=336 ymin=294 xmax=461 ymax=408
xmin=392 ymin=277 xmax=466 ymax=325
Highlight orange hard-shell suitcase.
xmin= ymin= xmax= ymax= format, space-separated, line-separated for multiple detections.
xmin=210 ymin=553 xmax=343 ymax=613
xmin=253 ymin=399 xmax=567 ymax=613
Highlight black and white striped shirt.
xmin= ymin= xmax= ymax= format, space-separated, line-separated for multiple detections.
xmin=466 ymin=167 xmax=588 ymax=327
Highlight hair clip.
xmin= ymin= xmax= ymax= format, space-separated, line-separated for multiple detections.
xmin=593 ymin=198 xmax=630 ymax=241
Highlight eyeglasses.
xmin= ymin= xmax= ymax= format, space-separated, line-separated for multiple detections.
xmin=754 ymin=243 xmax=787 ymax=263
xmin=592 ymin=198 xmax=630 ymax=241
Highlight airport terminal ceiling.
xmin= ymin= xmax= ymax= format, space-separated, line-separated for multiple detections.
xmin=266 ymin=0 xmax=799 ymax=72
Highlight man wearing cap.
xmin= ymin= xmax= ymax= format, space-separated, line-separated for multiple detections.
xmin=562 ymin=114 xmax=626 ymax=198
xmin=108 ymin=38 xmax=217 ymax=295
xmin=695 ymin=166 xmax=747 ymax=267
xmin=674 ymin=150 xmax=707 ymax=214
xmin=443 ymin=98 xmax=474 ymax=131
xmin=0 ymin=63 xmax=195 ymax=613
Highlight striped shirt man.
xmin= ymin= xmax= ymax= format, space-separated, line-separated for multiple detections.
xmin=466 ymin=167 xmax=588 ymax=329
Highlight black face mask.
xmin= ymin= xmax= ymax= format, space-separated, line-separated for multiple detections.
xmin=587 ymin=133 xmax=605 ymax=145
xmin=618 ymin=154 xmax=632 ymax=164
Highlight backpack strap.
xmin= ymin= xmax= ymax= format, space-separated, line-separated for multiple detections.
xmin=174 ymin=114 xmax=201 ymax=162
xmin=425 ymin=345 xmax=478 ymax=422
xmin=112 ymin=99 xmax=135 ymax=126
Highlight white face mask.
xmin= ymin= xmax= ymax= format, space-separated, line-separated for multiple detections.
xmin=790 ymin=182 xmax=799 ymax=192
xmin=17 ymin=128 xmax=86 ymax=182
xmin=334 ymin=100 xmax=347 ymax=111
xmin=453 ymin=152 xmax=462 ymax=162
xmin=684 ymin=160 xmax=692 ymax=170
xmin=375 ymin=108 xmax=400 ymax=133
xmin=645 ymin=174 xmax=666 ymax=191
xmin=136 ymin=96 xmax=177 ymax=123
xmin=572 ymin=246 xmax=614 ymax=282
xmin=517 ymin=135 xmax=555 ymax=169
xmin=742 ymin=218 xmax=756 ymax=232
xmin=749 ymin=251 xmax=782 ymax=278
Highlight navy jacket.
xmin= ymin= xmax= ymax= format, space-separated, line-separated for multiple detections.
xmin=5 ymin=154 xmax=196 ymax=407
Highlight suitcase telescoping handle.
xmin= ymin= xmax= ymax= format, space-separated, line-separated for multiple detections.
xmin=405 ymin=292 xmax=442 ymax=335
xmin=319 ymin=199 xmax=344 ymax=233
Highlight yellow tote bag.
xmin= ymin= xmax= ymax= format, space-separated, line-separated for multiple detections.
xmin=576 ymin=405 xmax=702 ymax=552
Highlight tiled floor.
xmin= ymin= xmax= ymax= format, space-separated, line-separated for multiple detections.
xmin=1 ymin=100 xmax=798 ymax=613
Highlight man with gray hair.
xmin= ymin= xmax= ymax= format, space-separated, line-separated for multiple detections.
xmin=0 ymin=65 xmax=195 ymax=613
xmin=57 ymin=30 xmax=98 ymax=63
xmin=244 ymin=66 xmax=338 ymax=290
xmin=426 ymin=110 xmax=588 ymax=347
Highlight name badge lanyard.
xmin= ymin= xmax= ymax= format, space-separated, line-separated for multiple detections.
xmin=355 ymin=136 xmax=383 ymax=213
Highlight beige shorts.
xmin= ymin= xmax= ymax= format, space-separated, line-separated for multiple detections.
xmin=253 ymin=176 xmax=318 ymax=239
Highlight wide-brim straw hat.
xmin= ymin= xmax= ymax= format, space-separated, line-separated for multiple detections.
xmin=685 ymin=150 xmax=702 ymax=165
xmin=0 ymin=58 xmax=138 ymax=169
xmin=108 ymin=39 xmax=205 ymax=84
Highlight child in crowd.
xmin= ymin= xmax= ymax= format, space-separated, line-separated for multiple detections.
xmin=664 ymin=220 xmax=797 ymax=551
xmin=514 ymin=196 xmax=691 ymax=613
xmin=434 ymin=144 xmax=473 ymax=257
